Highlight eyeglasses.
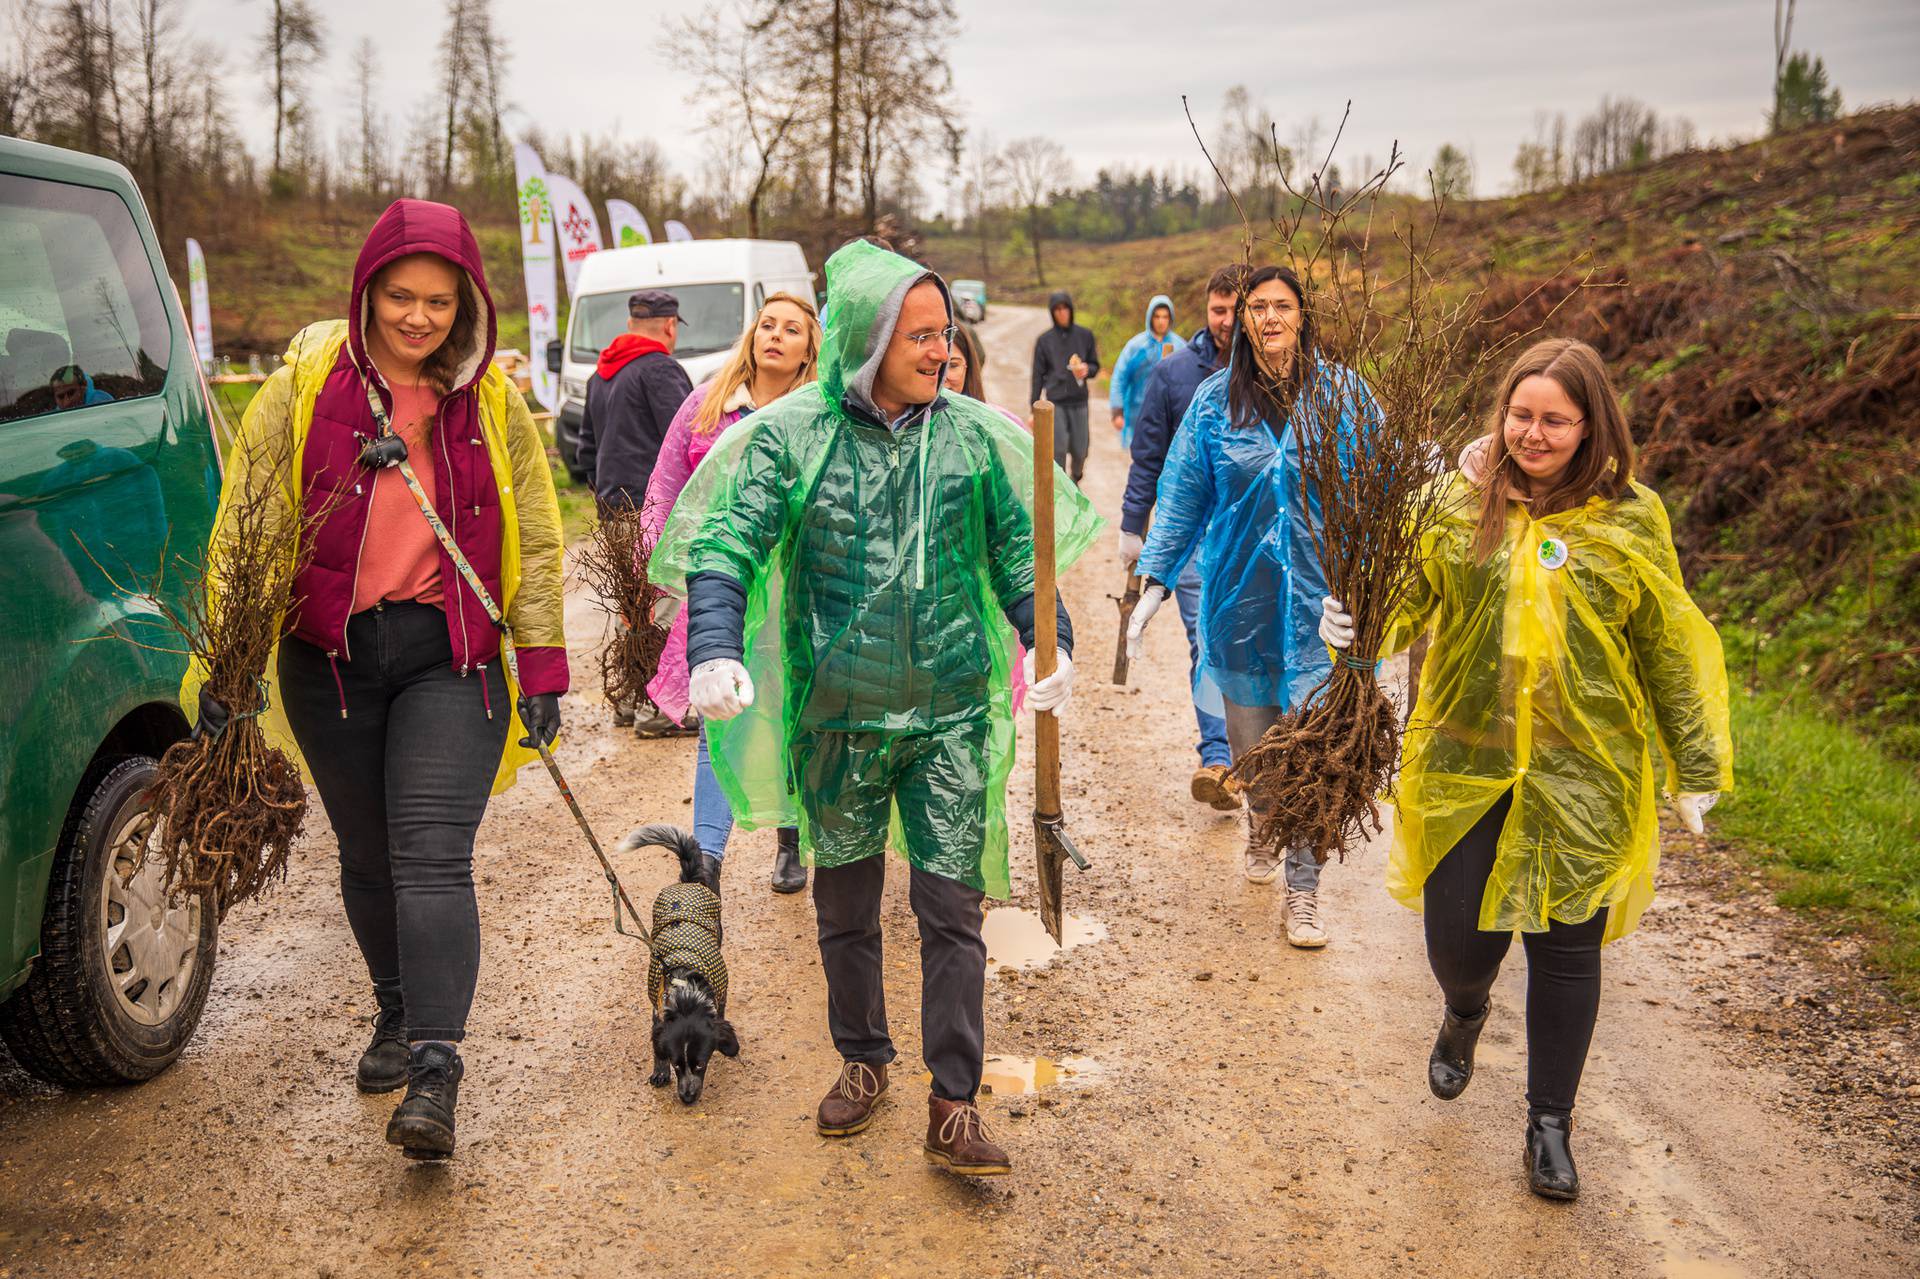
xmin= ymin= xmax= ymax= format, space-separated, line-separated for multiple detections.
xmin=1504 ymin=406 xmax=1584 ymax=436
xmin=904 ymin=326 xmax=958 ymax=351
xmin=1244 ymin=301 xmax=1299 ymax=323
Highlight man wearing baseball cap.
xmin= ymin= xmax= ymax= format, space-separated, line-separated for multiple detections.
xmin=578 ymin=288 xmax=694 ymax=515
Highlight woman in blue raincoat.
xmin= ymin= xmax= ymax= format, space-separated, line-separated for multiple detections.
xmin=1125 ymin=265 xmax=1372 ymax=949
xmin=1108 ymin=293 xmax=1181 ymax=448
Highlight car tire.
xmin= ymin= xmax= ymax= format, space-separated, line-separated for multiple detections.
xmin=0 ymin=755 xmax=217 ymax=1086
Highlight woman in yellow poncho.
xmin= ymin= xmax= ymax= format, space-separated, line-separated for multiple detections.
xmin=1322 ymin=338 xmax=1731 ymax=1201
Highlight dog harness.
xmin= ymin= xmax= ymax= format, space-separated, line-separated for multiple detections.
xmin=646 ymin=882 xmax=728 ymax=1015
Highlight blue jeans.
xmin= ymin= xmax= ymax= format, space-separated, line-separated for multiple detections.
xmin=693 ymin=726 xmax=735 ymax=860
xmin=1174 ymin=558 xmax=1231 ymax=767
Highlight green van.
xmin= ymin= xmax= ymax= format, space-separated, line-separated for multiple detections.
xmin=0 ymin=138 xmax=223 ymax=1084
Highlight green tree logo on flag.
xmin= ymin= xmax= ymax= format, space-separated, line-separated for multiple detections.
xmin=188 ymin=257 xmax=207 ymax=284
xmin=617 ymin=226 xmax=646 ymax=248
xmin=520 ymin=177 xmax=552 ymax=247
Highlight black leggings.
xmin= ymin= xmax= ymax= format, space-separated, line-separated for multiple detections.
xmin=280 ymin=601 xmax=509 ymax=1042
xmin=1423 ymin=791 xmax=1608 ymax=1118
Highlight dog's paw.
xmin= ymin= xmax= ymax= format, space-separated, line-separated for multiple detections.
xmin=648 ymin=1066 xmax=672 ymax=1087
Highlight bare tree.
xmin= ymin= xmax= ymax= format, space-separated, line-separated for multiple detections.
xmin=961 ymin=132 xmax=1005 ymax=279
xmin=350 ymin=37 xmax=383 ymax=199
xmin=843 ymin=0 xmax=960 ymax=231
xmin=667 ymin=3 xmax=809 ymax=238
xmin=132 ymin=0 xmax=182 ymax=247
xmin=1003 ymin=135 xmax=1069 ymax=285
xmin=436 ymin=0 xmax=475 ymax=196
xmin=0 ymin=0 xmax=42 ymax=137
xmin=257 ymin=0 xmax=324 ymax=180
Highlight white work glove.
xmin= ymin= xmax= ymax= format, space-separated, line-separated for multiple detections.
xmin=1458 ymin=433 xmax=1494 ymax=481
xmin=1319 ymin=595 xmax=1356 ymax=650
xmin=1023 ymin=647 xmax=1077 ymax=716
xmin=1124 ymin=583 xmax=1168 ymax=660
xmin=1672 ymin=792 xmax=1720 ymax=835
xmin=1118 ymin=529 xmax=1144 ymax=568
xmin=688 ymin=658 xmax=755 ymax=721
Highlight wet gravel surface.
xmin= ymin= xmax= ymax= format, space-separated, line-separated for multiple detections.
xmin=1 ymin=306 xmax=1913 ymax=1277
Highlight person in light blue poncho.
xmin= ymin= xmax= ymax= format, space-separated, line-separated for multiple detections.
xmin=1107 ymin=293 xmax=1181 ymax=449
xmin=1125 ymin=264 xmax=1377 ymax=951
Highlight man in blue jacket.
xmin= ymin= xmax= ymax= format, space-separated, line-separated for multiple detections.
xmin=1118 ymin=264 xmax=1245 ymax=811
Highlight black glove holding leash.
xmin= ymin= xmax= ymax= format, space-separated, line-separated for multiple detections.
xmin=518 ymin=693 xmax=562 ymax=750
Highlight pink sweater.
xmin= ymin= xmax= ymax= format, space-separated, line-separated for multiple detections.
xmin=351 ymin=381 xmax=443 ymax=613
xmin=644 ymin=383 xmax=748 ymax=723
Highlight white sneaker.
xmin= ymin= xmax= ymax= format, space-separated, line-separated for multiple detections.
xmin=1285 ymin=887 xmax=1328 ymax=948
xmin=1244 ymin=848 xmax=1281 ymax=884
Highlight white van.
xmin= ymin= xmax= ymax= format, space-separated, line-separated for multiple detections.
xmin=549 ymin=239 xmax=814 ymax=480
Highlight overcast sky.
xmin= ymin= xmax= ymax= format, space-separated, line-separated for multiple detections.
xmin=200 ymin=0 xmax=1919 ymax=201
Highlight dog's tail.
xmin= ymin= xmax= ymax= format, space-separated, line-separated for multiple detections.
xmin=616 ymin=823 xmax=707 ymax=885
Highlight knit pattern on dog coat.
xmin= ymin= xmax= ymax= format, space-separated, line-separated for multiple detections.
xmin=646 ymin=882 xmax=728 ymax=1015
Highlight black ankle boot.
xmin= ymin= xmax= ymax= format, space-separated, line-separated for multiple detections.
xmin=1525 ymin=1112 xmax=1579 ymax=1200
xmin=771 ymin=826 xmax=807 ymax=894
xmin=1428 ymin=999 xmax=1491 ymax=1100
xmin=356 ymin=985 xmax=409 ymax=1094
xmin=697 ymin=852 xmax=723 ymax=893
xmin=385 ymin=1043 xmax=464 ymax=1160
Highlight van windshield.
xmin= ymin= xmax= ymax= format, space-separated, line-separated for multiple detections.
xmin=569 ymin=282 xmax=746 ymax=363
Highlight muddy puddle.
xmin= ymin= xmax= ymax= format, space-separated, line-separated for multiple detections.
xmin=981 ymin=907 xmax=1107 ymax=974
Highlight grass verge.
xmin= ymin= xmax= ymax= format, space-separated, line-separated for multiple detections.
xmin=1716 ymin=683 xmax=1920 ymax=1002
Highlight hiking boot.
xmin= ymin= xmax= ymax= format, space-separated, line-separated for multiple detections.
xmin=771 ymin=826 xmax=807 ymax=894
xmin=1284 ymin=886 xmax=1328 ymax=948
xmin=924 ymin=1095 xmax=1011 ymax=1177
xmin=385 ymin=1043 xmax=464 ymax=1160
xmin=816 ymin=1060 xmax=888 ymax=1137
xmin=355 ymin=984 xmax=409 ymax=1094
xmin=1189 ymin=764 xmax=1242 ymax=812
xmin=1429 ymin=998 xmax=1491 ymax=1100
xmin=634 ymin=707 xmax=695 ymax=739
xmin=1525 ymin=1112 xmax=1579 ymax=1201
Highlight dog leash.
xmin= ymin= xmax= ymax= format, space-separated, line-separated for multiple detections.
xmin=358 ymin=373 xmax=652 ymax=947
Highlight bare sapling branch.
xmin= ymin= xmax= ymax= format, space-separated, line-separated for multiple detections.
xmin=1221 ymin=109 xmax=1594 ymax=863
xmin=575 ymin=498 xmax=672 ymax=715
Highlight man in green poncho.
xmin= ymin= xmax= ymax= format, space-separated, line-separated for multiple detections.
xmin=653 ymin=239 xmax=1101 ymax=1176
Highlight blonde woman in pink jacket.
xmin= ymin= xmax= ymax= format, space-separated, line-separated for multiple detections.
xmin=643 ymin=292 xmax=820 ymax=892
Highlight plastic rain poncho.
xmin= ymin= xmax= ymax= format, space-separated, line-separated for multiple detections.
xmin=1381 ymin=473 xmax=1733 ymax=943
xmin=1108 ymin=293 xmax=1182 ymax=448
xmin=1134 ymin=361 xmax=1376 ymax=716
xmin=652 ymin=240 xmax=1102 ymax=897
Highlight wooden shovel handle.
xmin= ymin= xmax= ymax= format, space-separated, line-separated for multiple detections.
xmin=1031 ymin=394 xmax=1061 ymax=816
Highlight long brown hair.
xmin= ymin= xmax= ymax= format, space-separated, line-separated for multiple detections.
xmin=950 ymin=322 xmax=987 ymax=399
xmin=1472 ymin=337 xmax=1635 ymax=559
xmin=692 ymin=292 xmax=821 ymax=435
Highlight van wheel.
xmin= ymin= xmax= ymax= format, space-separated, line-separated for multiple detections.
xmin=0 ymin=756 xmax=217 ymax=1086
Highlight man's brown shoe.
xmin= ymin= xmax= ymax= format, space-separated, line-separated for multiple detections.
xmin=924 ymin=1095 xmax=1011 ymax=1176
xmin=816 ymin=1061 xmax=888 ymax=1137
xmin=1190 ymin=764 xmax=1241 ymax=812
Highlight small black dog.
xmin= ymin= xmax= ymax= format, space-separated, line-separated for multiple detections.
xmin=615 ymin=824 xmax=738 ymax=1104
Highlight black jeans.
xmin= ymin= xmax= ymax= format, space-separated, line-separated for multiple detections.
xmin=1422 ymin=791 xmax=1608 ymax=1118
xmin=279 ymin=601 xmax=509 ymax=1042
xmin=813 ymin=856 xmax=987 ymax=1102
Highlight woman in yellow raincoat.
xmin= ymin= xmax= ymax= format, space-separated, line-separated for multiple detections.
xmin=1321 ymin=338 xmax=1731 ymax=1201
xmin=204 ymin=200 xmax=567 ymax=1161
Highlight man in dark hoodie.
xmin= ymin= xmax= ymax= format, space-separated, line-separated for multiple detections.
xmin=577 ymin=289 xmax=693 ymax=513
xmin=1028 ymin=291 xmax=1100 ymax=482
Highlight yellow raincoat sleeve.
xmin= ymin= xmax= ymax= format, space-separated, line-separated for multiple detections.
xmin=497 ymin=380 xmax=567 ymax=654
xmin=1622 ymin=492 xmax=1733 ymax=795
xmin=1380 ymin=525 xmax=1447 ymax=660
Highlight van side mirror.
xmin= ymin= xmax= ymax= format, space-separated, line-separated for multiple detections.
xmin=546 ymin=340 xmax=564 ymax=374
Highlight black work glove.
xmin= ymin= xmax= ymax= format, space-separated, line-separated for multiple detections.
xmin=517 ymin=693 xmax=561 ymax=750
xmin=191 ymin=686 xmax=232 ymax=743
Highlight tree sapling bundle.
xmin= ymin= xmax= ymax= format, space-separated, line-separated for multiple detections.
xmin=577 ymin=501 xmax=671 ymax=715
xmin=1191 ymin=102 xmax=1584 ymax=863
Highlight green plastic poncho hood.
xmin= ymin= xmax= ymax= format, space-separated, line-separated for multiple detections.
xmin=818 ymin=239 xmax=953 ymax=422
xmin=652 ymin=241 xmax=1103 ymax=897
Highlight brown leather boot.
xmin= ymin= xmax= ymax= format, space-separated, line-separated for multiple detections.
xmin=815 ymin=1061 xmax=888 ymax=1137
xmin=924 ymin=1095 xmax=1011 ymax=1176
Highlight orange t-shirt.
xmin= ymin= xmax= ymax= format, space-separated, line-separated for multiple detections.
xmin=351 ymin=381 xmax=445 ymax=613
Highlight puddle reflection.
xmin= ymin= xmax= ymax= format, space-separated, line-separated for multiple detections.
xmin=982 ymin=908 xmax=1107 ymax=974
